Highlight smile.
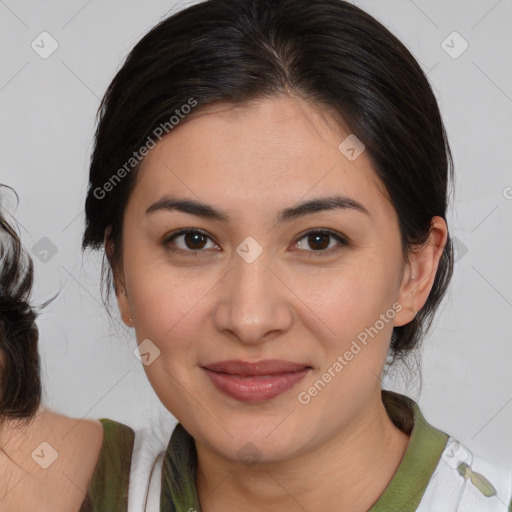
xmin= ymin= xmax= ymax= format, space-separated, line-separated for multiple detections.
xmin=202 ymin=359 xmax=312 ymax=402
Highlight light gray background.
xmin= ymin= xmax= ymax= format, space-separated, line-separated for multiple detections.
xmin=1 ymin=0 xmax=511 ymax=465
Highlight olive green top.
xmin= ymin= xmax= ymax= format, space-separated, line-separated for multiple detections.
xmin=79 ymin=418 xmax=135 ymax=511
xmin=81 ymin=390 xmax=510 ymax=511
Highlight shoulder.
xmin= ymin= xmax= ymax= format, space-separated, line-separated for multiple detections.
xmin=0 ymin=409 xmax=104 ymax=512
xmin=80 ymin=417 xmax=135 ymax=512
xmin=417 ymin=436 xmax=512 ymax=512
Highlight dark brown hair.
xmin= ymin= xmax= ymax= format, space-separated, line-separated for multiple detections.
xmin=82 ymin=0 xmax=454 ymax=368
xmin=0 ymin=186 xmax=42 ymax=420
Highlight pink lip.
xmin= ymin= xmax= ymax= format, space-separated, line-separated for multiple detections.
xmin=202 ymin=359 xmax=311 ymax=402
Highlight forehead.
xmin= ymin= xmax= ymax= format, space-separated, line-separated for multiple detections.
xmin=133 ymin=96 xmax=391 ymax=219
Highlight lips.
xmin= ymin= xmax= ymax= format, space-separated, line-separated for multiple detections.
xmin=203 ymin=359 xmax=309 ymax=376
xmin=202 ymin=359 xmax=311 ymax=402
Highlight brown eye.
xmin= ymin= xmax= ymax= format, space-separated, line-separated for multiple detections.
xmin=162 ymin=228 xmax=347 ymax=258
xmin=163 ymin=229 xmax=219 ymax=255
xmin=181 ymin=231 xmax=208 ymax=250
xmin=294 ymin=229 xmax=348 ymax=257
xmin=305 ymin=233 xmax=330 ymax=250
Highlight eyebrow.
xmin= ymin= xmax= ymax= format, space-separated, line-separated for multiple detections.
xmin=146 ymin=194 xmax=369 ymax=223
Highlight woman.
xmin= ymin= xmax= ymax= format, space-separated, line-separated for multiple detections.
xmin=80 ymin=0 xmax=511 ymax=510
xmin=0 ymin=189 xmax=104 ymax=512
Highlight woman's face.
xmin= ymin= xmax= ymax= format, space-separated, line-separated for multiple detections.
xmin=114 ymin=96 xmax=431 ymax=463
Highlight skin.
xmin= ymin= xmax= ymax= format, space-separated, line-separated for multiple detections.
xmin=0 ymin=410 xmax=103 ymax=511
xmin=111 ymin=95 xmax=447 ymax=512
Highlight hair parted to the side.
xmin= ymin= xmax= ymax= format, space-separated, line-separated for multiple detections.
xmin=0 ymin=185 xmax=42 ymax=421
xmin=82 ymin=0 xmax=454 ymax=377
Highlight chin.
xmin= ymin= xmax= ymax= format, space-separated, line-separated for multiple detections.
xmin=198 ymin=417 xmax=311 ymax=465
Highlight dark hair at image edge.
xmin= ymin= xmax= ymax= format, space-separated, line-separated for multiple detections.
xmin=82 ymin=0 xmax=454 ymax=388
xmin=0 ymin=185 xmax=42 ymax=421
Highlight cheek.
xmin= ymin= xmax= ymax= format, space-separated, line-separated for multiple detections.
xmin=126 ymin=270 xmax=206 ymax=414
xmin=295 ymin=271 xmax=399 ymax=407
xmin=294 ymin=260 xmax=400 ymax=342
xmin=126 ymin=260 xmax=219 ymax=372
xmin=123 ymin=238 xmax=207 ymax=334
xmin=126 ymin=248 xmax=401 ymax=351
xmin=129 ymin=273 xmax=201 ymax=345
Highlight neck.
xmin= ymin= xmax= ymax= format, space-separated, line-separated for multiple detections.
xmin=195 ymin=391 xmax=411 ymax=512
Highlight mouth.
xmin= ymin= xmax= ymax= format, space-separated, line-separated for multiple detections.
xmin=201 ymin=359 xmax=312 ymax=402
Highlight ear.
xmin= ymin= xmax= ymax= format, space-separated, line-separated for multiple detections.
xmin=394 ymin=216 xmax=448 ymax=327
xmin=104 ymin=227 xmax=134 ymax=328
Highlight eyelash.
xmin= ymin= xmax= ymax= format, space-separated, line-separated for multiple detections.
xmin=162 ymin=228 xmax=348 ymax=258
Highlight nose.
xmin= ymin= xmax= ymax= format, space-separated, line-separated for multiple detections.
xmin=213 ymin=249 xmax=294 ymax=346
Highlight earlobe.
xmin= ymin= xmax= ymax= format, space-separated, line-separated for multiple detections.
xmin=394 ymin=263 xmax=417 ymax=326
xmin=394 ymin=216 xmax=448 ymax=327
xmin=114 ymin=277 xmax=135 ymax=328
xmin=117 ymin=283 xmax=134 ymax=327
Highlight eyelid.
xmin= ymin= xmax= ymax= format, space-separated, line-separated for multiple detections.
xmin=292 ymin=228 xmax=349 ymax=258
xmin=162 ymin=228 xmax=220 ymax=256
xmin=162 ymin=228 xmax=349 ymax=257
